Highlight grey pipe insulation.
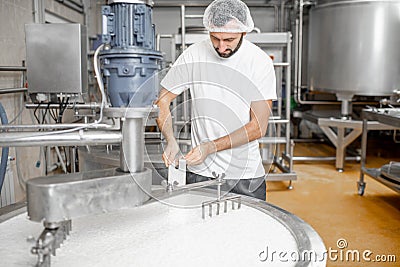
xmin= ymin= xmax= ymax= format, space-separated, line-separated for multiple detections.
xmin=0 ymin=102 xmax=9 ymax=193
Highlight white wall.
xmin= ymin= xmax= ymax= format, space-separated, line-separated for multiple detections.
xmin=0 ymin=0 xmax=36 ymax=204
xmin=0 ymin=0 xmax=85 ymax=204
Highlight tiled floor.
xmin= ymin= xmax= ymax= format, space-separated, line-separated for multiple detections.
xmin=267 ymin=143 xmax=400 ymax=267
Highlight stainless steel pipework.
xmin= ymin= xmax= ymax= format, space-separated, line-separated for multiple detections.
xmin=23 ymin=107 xmax=158 ymax=226
xmin=0 ymin=66 xmax=26 ymax=71
xmin=18 ymin=107 xmax=158 ymax=225
xmin=120 ymin=117 xmax=144 ymax=173
xmin=0 ymin=87 xmax=27 ymax=94
xmin=0 ymin=130 xmax=122 ymax=147
xmin=25 ymin=103 xmax=101 ymax=109
xmin=104 ymin=107 xmax=158 ymax=173
xmin=0 ymin=123 xmax=115 ymax=131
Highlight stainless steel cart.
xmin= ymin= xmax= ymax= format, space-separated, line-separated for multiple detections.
xmin=358 ymin=108 xmax=400 ymax=195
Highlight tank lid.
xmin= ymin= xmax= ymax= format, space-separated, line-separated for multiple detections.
xmin=108 ymin=0 xmax=154 ymax=6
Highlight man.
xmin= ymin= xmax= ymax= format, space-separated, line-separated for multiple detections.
xmin=155 ymin=0 xmax=276 ymax=201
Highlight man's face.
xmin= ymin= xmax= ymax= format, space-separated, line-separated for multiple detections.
xmin=210 ymin=32 xmax=245 ymax=58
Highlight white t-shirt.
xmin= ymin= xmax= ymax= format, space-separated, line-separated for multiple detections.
xmin=161 ymin=38 xmax=276 ymax=179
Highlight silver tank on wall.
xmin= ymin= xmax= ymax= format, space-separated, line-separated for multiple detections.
xmin=307 ymin=0 xmax=400 ymax=98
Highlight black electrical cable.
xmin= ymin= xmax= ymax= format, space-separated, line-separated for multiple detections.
xmin=58 ymin=98 xmax=65 ymax=123
xmin=41 ymin=102 xmax=50 ymax=124
xmin=33 ymin=102 xmax=41 ymax=124
xmin=49 ymin=107 xmax=58 ymax=122
xmin=57 ymin=97 xmax=70 ymax=123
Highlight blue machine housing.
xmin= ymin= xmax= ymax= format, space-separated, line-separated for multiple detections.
xmin=101 ymin=1 xmax=162 ymax=108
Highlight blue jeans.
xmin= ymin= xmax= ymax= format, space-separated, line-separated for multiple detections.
xmin=186 ymin=171 xmax=266 ymax=201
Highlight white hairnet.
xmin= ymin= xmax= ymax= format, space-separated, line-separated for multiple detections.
xmin=203 ymin=0 xmax=254 ymax=33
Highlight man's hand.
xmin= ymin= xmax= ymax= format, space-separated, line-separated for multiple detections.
xmin=184 ymin=141 xmax=217 ymax=166
xmin=162 ymin=139 xmax=180 ymax=167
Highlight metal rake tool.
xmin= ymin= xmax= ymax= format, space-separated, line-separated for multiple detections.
xmin=201 ymin=172 xmax=242 ymax=219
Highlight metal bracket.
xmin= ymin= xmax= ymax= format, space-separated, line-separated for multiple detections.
xmin=31 ymin=220 xmax=72 ymax=267
xmin=101 ymin=6 xmax=114 ymax=44
xmin=167 ymin=159 xmax=186 ymax=191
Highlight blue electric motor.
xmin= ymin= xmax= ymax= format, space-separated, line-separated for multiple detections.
xmin=101 ymin=0 xmax=162 ymax=108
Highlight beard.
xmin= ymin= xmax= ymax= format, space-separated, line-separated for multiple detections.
xmin=215 ymin=34 xmax=244 ymax=58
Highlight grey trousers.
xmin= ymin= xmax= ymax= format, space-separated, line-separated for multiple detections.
xmin=187 ymin=171 xmax=266 ymax=201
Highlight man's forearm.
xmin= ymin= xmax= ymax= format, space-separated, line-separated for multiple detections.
xmin=155 ymin=88 xmax=178 ymax=144
xmin=156 ymin=105 xmax=175 ymax=143
xmin=208 ymin=100 xmax=271 ymax=154
xmin=212 ymin=120 xmax=265 ymax=152
xmin=183 ymin=100 xmax=271 ymax=166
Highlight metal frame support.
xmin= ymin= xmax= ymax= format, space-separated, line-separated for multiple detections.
xmin=358 ymin=108 xmax=400 ymax=195
xmin=318 ymin=118 xmax=397 ymax=172
xmin=33 ymin=0 xmax=45 ymax=23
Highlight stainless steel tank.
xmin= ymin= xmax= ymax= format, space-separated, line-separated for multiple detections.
xmin=0 ymin=190 xmax=327 ymax=266
xmin=307 ymin=0 xmax=400 ymax=97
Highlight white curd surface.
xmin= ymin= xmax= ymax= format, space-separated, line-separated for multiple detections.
xmin=0 ymin=193 xmax=300 ymax=267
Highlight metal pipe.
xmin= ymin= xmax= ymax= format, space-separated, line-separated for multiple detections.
xmin=297 ymin=0 xmax=304 ymax=101
xmin=120 ymin=118 xmax=144 ymax=173
xmin=273 ymin=5 xmax=279 ymax=32
xmin=180 ymin=5 xmax=186 ymax=51
xmin=33 ymin=0 xmax=45 ymax=23
xmin=156 ymin=34 xmax=173 ymax=51
xmin=293 ymin=138 xmax=325 ymax=143
xmin=0 ymin=88 xmax=27 ymax=95
xmin=54 ymin=146 xmax=67 ymax=173
xmin=280 ymin=1 xmax=286 ymax=31
xmin=21 ymin=61 xmax=26 ymax=95
xmin=0 ymin=131 xmax=122 ymax=147
xmin=69 ymin=147 xmax=78 ymax=173
xmin=180 ymin=5 xmax=190 ymax=136
xmin=45 ymin=144 xmax=51 ymax=175
xmin=185 ymin=15 xmax=203 ymax=19
xmin=341 ymin=99 xmax=350 ymax=117
xmin=285 ymin=33 xmax=291 ymax=155
xmin=154 ymin=2 xmax=284 ymax=8
xmin=173 ymin=120 xmax=190 ymax=126
xmin=269 ymin=119 xmax=290 ymax=124
xmin=294 ymin=0 xmax=339 ymax=105
xmin=25 ymin=103 xmax=101 ymax=109
xmin=0 ymin=123 xmax=114 ymax=131
xmin=0 ymin=66 xmax=27 ymax=72
xmin=359 ymin=118 xmax=368 ymax=181
xmin=293 ymin=156 xmax=361 ymax=162
xmin=294 ymin=17 xmax=299 ymax=103
xmin=274 ymin=63 xmax=290 ymax=67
